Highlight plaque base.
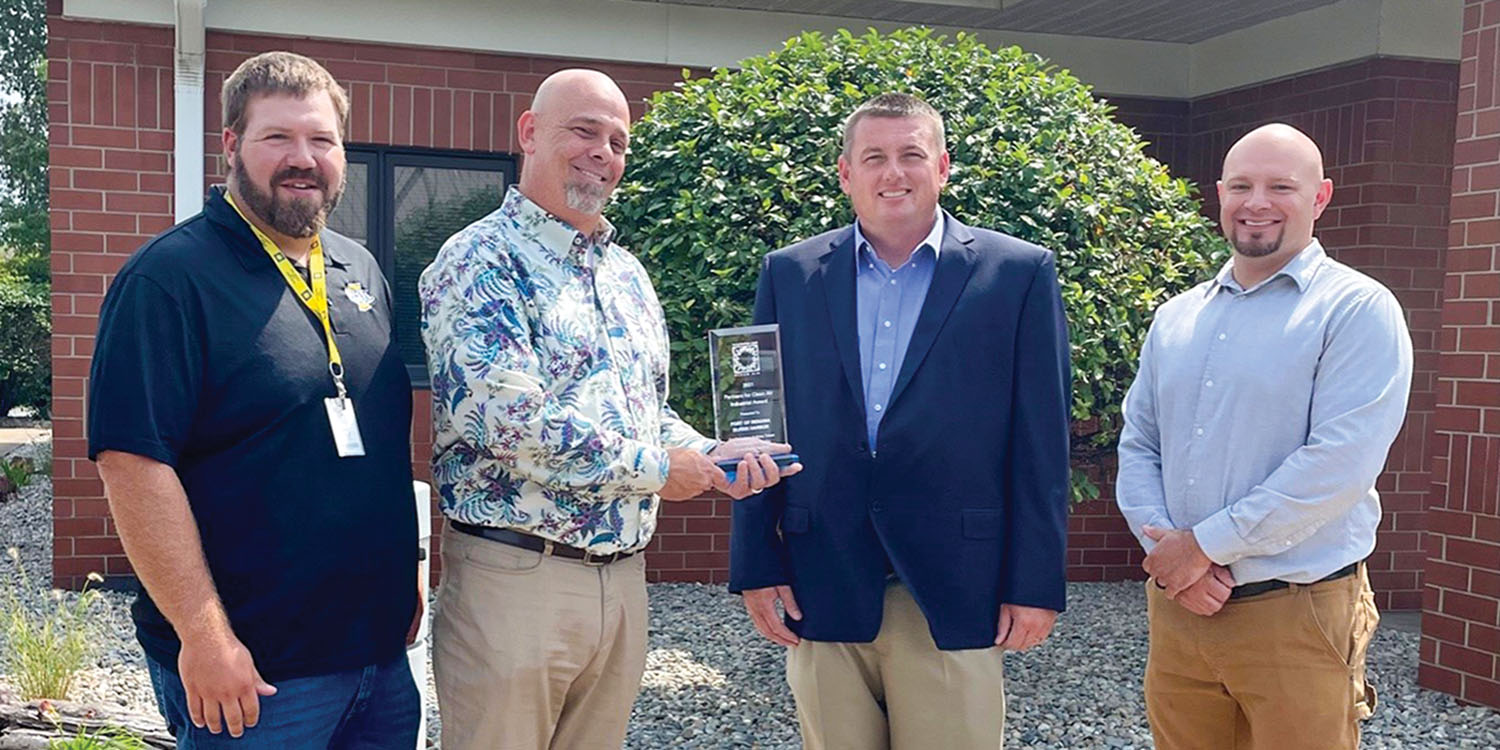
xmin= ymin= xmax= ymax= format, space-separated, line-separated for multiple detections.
xmin=717 ymin=453 xmax=801 ymax=485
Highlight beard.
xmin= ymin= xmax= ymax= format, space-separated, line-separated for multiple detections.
xmin=564 ymin=179 xmax=610 ymax=218
xmin=1230 ymin=225 xmax=1282 ymax=258
xmin=229 ymin=152 xmax=344 ymax=239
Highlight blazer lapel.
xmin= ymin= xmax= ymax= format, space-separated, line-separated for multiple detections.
xmin=888 ymin=214 xmax=977 ymax=408
xmin=816 ymin=228 xmax=866 ymax=416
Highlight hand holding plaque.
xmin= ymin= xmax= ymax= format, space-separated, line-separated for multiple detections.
xmin=707 ymin=324 xmax=801 ymax=490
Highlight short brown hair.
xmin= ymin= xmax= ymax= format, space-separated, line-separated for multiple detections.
xmin=222 ymin=51 xmax=350 ymax=139
xmin=840 ymin=93 xmax=946 ymax=158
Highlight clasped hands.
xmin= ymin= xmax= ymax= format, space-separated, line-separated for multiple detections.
xmin=660 ymin=438 xmax=804 ymax=501
xmin=1141 ymin=525 xmax=1236 ymax=616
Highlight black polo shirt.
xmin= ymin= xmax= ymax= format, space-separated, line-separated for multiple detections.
xmin=88 ymin=186 xmax=416 ymax=681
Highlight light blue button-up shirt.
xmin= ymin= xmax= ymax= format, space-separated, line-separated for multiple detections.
xmin=854 ymin=212 xmax=944 ymax=452
xmin=1116 ymin=240 xmax=1413 ymax=585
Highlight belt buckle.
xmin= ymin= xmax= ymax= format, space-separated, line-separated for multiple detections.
xmin=581 ymin=549 xmax=611 ymax=567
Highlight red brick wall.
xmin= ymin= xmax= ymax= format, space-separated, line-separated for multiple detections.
xmin=1420 ymin=0 xmax=1500 ymax=710
xmin=1110 ymin=96 xmax=1194 ymax=182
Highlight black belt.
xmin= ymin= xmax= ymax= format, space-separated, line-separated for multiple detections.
xmin=1228 ymin=561 xmax=1361 ymax=600
xmin=450 ymin=521 xmax=636 ymax=566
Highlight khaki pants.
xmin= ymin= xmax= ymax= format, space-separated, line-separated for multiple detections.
xmin=787 ymin=582 xmax=1007 ymax=750
xmin=433 ymin=525 xmax=648 ymax=750
xmin=1145 ymin=564 xmax=1379 ymax=750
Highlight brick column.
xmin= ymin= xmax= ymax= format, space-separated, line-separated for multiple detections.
xmin=1420 ymin=0 xmax=1500 ymax=710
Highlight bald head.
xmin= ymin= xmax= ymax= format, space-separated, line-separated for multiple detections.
xmin=1223 ymin=123 xmax=1325 ymax=183
xmin=1216 ymin=122 xmax=1334 ymax=278
xmin=516 ymin=69 xmax=632 ymax=234
xmin=530 ymin=68 xmax=630 ymax=122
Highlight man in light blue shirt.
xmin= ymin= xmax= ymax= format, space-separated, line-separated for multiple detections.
xmin=1117 ymin=123 xmax=1412 ymax=750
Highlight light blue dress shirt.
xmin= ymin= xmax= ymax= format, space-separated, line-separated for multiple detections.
xmin=1116 ymin=240 xmax=1413 ymax=585
xmin=854 ymin=212 xmax=944 ymax=453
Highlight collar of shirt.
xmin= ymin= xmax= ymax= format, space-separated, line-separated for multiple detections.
xmin=853 ymin=210 xmax=945 ymax=273
xmin=502 ymin=186 xmax=617 ymax=268
xmin=1210 ymin=238 xmax=1326 ymax=296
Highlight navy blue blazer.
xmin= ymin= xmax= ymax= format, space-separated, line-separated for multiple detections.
xmin=728 ymin=213 xmax=1072 ymax=650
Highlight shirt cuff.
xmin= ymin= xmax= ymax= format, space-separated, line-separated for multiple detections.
xmin=633 ymin=444 xmax=671 ymax=494
xmin=1191 ymin=510 xmax=1246 ymax=567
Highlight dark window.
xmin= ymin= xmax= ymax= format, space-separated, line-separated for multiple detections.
xmin=328 ymin=146 xmax=517 ymax=386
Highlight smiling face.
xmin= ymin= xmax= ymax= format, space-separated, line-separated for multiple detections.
xmin=516 ymin=70 xmax=631 ymax=234
xmin=223 ymin=90 xmax=346 ymax=241
xmin=1216 ymin=125 xmax=1332 ymax=265
xmin=838 ymin=114 xmax=950 ymax=245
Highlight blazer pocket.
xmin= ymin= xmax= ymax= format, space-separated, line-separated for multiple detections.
xmin=781 ymin=506 xmax=811 ymax=535
xmin=962 ymin=509 xmax=1003 ymax=540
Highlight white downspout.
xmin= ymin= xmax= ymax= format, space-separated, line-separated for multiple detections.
xmin=174 ymin=0 xmax=206 ymax=222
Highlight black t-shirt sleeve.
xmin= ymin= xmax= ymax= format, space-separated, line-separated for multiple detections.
xmin=87 ymin=272 xmax=203 ymax=467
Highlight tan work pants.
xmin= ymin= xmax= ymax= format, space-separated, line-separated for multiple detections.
xmin=1145 ymin=563 xmax=1379 ymax=750
xmin=433 ymin=525 xmax=648 ymax=750
xmin=786 ymin=581 xmax=1007 ymax=750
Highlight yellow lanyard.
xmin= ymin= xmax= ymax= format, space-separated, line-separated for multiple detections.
xmin=224 ymin=191 xmax=348 ymax=399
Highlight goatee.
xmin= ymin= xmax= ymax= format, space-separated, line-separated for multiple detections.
xmin=565 ymin=181 xmax=609 ymax=218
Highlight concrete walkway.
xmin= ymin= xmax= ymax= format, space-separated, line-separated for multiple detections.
xmin=0 ymin=426 xmax=49 ymax=457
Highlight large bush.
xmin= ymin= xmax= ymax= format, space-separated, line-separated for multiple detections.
xmin=613 ymin=28 xmax=1228 ymax=497
xmin=0 ymin=272 xmax=50 ymax=417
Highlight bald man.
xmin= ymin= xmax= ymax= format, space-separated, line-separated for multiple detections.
xmin=419 ymin=69 xmax=795 ymax=750
xmin=1115 ymin=122 xmax=1413 ymax=749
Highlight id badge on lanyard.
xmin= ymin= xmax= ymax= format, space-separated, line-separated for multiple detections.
xmin=226 ymin=192 xmax=365 ymax=457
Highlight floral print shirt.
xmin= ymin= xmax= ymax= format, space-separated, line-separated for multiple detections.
xmin=419 ymin=187 xmax=715 ymax=553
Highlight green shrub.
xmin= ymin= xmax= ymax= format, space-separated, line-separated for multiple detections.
xmin=0 ymin=271 xmax=50 ymax=416
xmin=0 ymin=454 xmax=35 ymax=501
xmin=612 ymin=28 xmax=1228 ymax=498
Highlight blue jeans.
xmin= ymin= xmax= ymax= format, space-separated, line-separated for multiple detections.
xmin=146 ymin=654 xmax=420 ymax=749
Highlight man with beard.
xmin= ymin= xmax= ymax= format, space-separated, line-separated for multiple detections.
xmin=89 ymin=51 xmax=421 ymax=748
xmin=1116 ymin=123 xmax=1412 ymax=749
xmin=419 ymin=68 xmax=796 ymax=750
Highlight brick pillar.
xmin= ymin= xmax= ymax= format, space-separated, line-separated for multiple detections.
xmin=1420 ymin=0 xmax=1500 ymax=710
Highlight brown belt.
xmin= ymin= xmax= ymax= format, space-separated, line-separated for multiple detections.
xmin=450 ymin=521 xmax=635 ymax=566
xmin=1228 ymin=561 xmax=1360 ymax=600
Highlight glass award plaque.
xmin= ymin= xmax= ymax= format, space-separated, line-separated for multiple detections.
xmin=707 ymin=323 xmax=788 ymax=443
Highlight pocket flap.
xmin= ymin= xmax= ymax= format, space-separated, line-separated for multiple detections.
xmin=962 ymin=509 xmax=1003 ymax=539
xmin=781 ymin=506 xmax=811 ymax=534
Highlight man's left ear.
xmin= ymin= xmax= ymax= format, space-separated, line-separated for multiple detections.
xmin=1312 ymin=178 xmax=1334 ymax=219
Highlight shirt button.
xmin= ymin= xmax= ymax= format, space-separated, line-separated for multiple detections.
xmin=1195 ymin=427 xmax=1205 ymax=436
xmin=1218 ymin=333 xmax=1227 ymax=341
xmin=890 ymin=279 xmax=897 ymax=285
xmin=1205 ymin=380 xmax=1214 ymax=388
xmin=879 ymin=362 xmax=888 ymax=370
xmin=1187 ymin=478 xmax=1196 ymax=486
xmin=873 ymin=404 xmax=883 ymax=412
xmin=883 ymin=320 xmax=892 ymax=328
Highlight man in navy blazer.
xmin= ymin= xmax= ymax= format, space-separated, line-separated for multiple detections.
xmin=729 ymin=93 xmax=1072 ymax=749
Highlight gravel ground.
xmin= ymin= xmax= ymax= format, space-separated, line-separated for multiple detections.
xmin=3 ymin=442 xmax=1498 ymax=748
